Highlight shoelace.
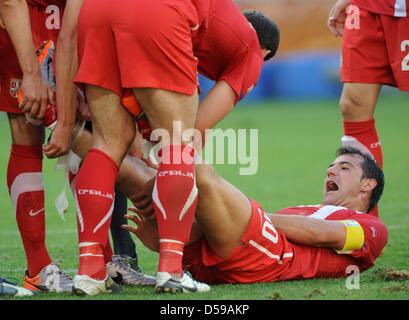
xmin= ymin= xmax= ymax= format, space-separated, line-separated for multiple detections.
xmin=112 ymin=258 xmax=139 ymax=275
xmin=44 ymin=262 xmax=73 ymax=287
xmin=0 ymin=277 xmax=19 ymax=295
xmin=0 ymin=277 xmax=18 ymax=286
xmin=111 ymin=258 xmax=154 ymax=283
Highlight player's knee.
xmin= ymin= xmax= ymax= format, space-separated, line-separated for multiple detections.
xmin=8 ymin=115 xmax=45 ymax=145
xmin=196 ymin=163 xmax=218 ymax=190
xmin=96 ymin=122 xmax=136 ymax=155
xmin=339 ymin=95 xmax=372 ymax=121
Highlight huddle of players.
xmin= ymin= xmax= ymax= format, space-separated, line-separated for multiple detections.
xmin=0 ymin=0 xmax=407 ymax=296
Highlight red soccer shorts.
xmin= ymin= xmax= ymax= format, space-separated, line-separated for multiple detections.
xmin=0 ymin=6 xmax=60 ymax=114
xmin=182 ymin=199 xmax=295 ymax=284
xmin=341 ymin=8 xmax=409 ymax=90
xmin=75 ymin=0 xmax=200 ymax=98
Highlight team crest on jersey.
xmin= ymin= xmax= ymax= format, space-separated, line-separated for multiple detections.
xmin=9 ymin=78 xmax=22 ymax=98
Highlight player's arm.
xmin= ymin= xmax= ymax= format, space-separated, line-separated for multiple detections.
xmin=268 ymin=214 xmax=364 ymax=251
xmin=327 ymin=0 xmax=350 ymax=37
xmin=0 ymin=0 xmax=52 ymax=118
xmin=196 ymin=80 xmax=236 ymax=146
xmin=43 ymin=0 xmax=83 ymax=158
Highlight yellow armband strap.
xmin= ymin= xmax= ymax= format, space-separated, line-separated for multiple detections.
xmin=335 ymin=220 xmax=365 ymax=254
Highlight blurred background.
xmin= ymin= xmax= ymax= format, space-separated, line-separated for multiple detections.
xmin=199 ymin=0 xmax=404 ymax=102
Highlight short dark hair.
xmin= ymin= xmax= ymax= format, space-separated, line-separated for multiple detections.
xmin=243 ymin=10 xmax=280 ymax=61
xmin=336 ymin=146 xmax=385 ymax=213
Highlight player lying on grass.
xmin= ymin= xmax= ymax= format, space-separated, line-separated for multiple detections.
xmin=59 ymin=6 xmax=279 ymax=295
xmin=328 ymin=0 xmax=409 ymax=216
xmin=123 ymin=147 xmax=387 ymax=286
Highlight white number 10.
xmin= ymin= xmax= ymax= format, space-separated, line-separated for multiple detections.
xmin=401 ymin=40 xmax=409 ymax=71
xmin=262 ymin=220 xmax=279 ymax=244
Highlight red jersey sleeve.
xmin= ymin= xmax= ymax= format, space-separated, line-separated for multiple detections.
xmin=348 ymin=214 xmax=388 ymax=269
xmin=351 ymin=0 xmax=409 ymax=17
xmin=219 ymin=50 xmax=264 ymax=105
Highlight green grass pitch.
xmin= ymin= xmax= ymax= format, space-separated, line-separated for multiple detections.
xmin=0 ymin=95 xmax=408 ymax=300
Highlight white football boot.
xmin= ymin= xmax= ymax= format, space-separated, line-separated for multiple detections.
xmin=23 ymin=261 xmax=73 ymax=293
xmin=72 ymin=275 xmax=123 ymax=296
xmin=155 ymin=272 xmax=211 ymax=294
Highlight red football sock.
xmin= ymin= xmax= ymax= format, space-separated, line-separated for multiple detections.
xmin=68 ymin=170 xmax=77 ymax=192
xmin=154 ymin=145 xmax=198 ymax=276
xmin=78 ymin=242 xmax=106 ymax=280
xmin=343 ymin=118 xmax=383 ymax=169
xmin=103 ymin=240 xmax=113 ymax=265
xmin=74 ymin=149 xmax=118 ymax=280
xmin=7 ymin=144 xmax=52 ymax=277
xmin=343 ymin=119 xmax=382 ymax=217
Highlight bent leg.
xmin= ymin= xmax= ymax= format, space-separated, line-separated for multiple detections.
xmin=74 ymin=85 xmax=135 ymax=280
xmin=194 ymin=164 xmax=253 ymax=259
xmin=70 ymin=126 xmax=156 ymax=199
xmin=133 ymin=88 xmax=199 ymax=277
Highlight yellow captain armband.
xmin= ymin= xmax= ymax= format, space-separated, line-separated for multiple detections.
xmin=335 ymin=220 xmax=365 ymax=254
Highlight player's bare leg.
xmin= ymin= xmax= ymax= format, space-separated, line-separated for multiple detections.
xmin=339 ymin=83 xmax=383 ymax=166
xmin=194 ymin=164 xmax=253 ymax=258
xmin=70 ymin=128 xmax=156 ymax=197
xmin=339 ymin=83 xmax=383 ymax=216
xmin=125 ymin=162 xmax=254 ymax=262
xmin=340 ymin=83 xmax=380 ymax=122
xmin=72 ymin=85 xmax=134 ymax=296
xmin=132 ymin=88 xmax=209 ymax=293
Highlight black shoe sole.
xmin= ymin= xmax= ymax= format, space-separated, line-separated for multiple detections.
xmin=155 ymin=285 xmax=183 ymax=294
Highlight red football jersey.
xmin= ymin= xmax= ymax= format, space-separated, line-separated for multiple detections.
xmin=27 ymin=0 xmax=66 ymax=7
xmin=352 ymin=0 xmax=409 ymax=17
xmin=274 ymin=205 xmax=388 ymax=279
xmin=183 ymin=201 xmax=387 ymax=284
xmin=192 ymin=0 xmax=264 ymax=104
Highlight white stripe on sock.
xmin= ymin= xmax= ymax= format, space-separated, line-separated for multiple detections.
xmin=79 ymin=242 xmax=98 ymax=247
xmin=159 ymin=239 xmax=184 ymax=245
xmin=93 ymin=194 xmax=115 ymax=234
xmin=10 ymin=173 xmax=44 ymax=214
xmin=161 ymin=250 xmax=183 ymax=256
xmin=74 ymin=190 xmax=85 ymax=232
xmin=79 ymin=253 xmax=104 ymax=258
xmin=152 ymin=179 xmax=167 ymax=220
xmin=179 ymin=177 xmax=198 ymax=221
